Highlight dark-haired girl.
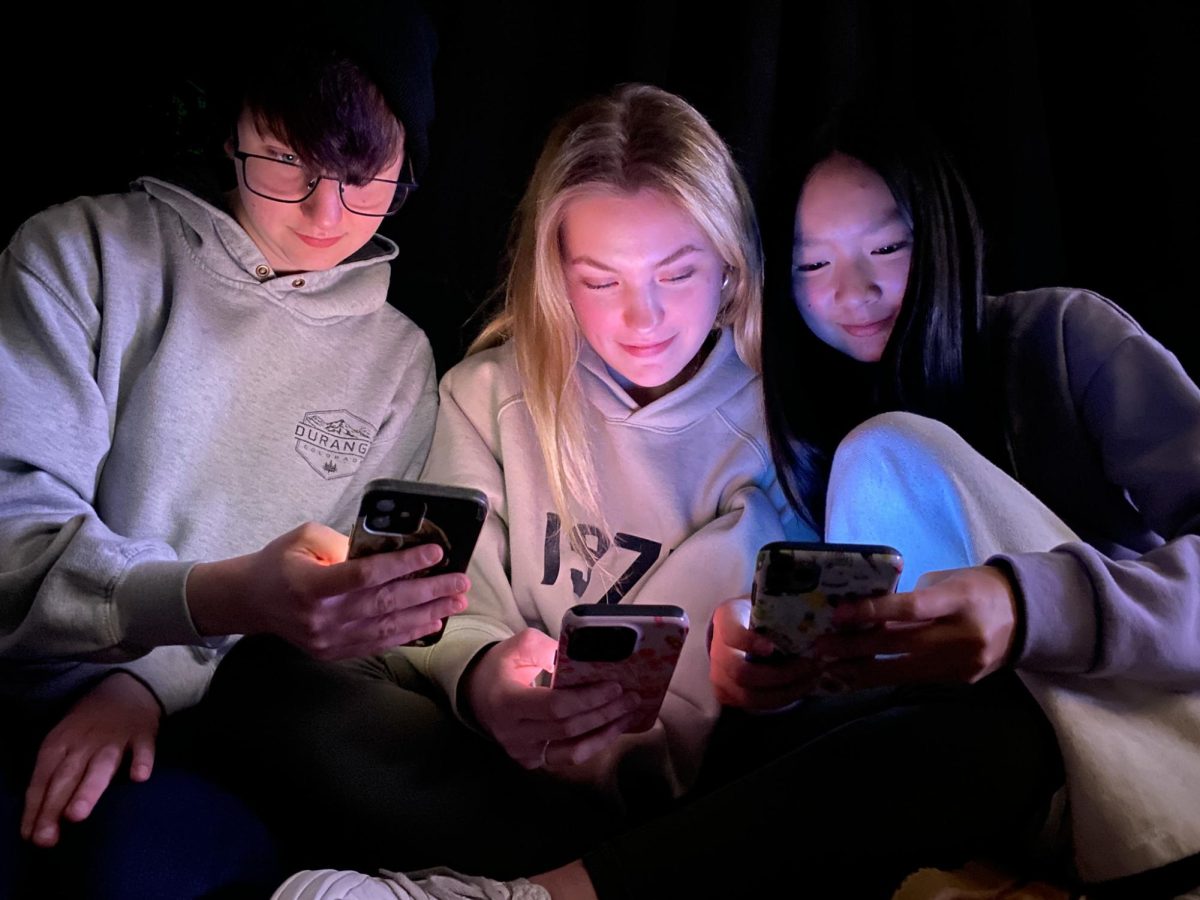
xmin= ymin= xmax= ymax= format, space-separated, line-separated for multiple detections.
xmin=708 ymin=119 xmax=1200 ymax=896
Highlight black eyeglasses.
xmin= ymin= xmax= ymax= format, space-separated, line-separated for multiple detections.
xmin=232 ymin=147 xmax=417 ymax=217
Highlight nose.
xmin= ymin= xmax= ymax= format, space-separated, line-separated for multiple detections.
xmin=302 ymin=177 xmax=344 ymax=230
xmin=833 ymin=258 xmax=882 ymax=309
xmin=622 ymin=282 xmax=665 ymax=332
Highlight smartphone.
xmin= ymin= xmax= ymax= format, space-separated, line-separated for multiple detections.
xmin=347 ymin=478 xmax=489 ymax=647
xmin=749 ymin=541 xmax=903 ymax=657
xmin=550 ymin=604 xmax=689 ymax=733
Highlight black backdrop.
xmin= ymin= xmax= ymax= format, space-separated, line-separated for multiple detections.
xmin=6 ymin=2 xmax=1196 ymax=377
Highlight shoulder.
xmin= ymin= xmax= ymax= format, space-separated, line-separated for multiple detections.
xmin=986 ymin=287 xmax=1151 ymax=389
xmin=440 ymin=342 xmax=524 ymax=408
xmin=7 ymin=190 xmax=165 ymax=272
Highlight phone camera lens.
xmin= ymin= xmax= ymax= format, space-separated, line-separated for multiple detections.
xmin=374 ymin=499 xmax=396 ymax=513
xmin=368 ymin=514 xmax=392 ymax=531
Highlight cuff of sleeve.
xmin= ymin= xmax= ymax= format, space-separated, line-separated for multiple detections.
xmin=409 ymin=616 xmax=514 ymax=721
xmin=115 ymin=643 xmax=226 ymax=714
xmin=990 ymin=547 xmax=1097 ymax=674
xmin=113 ymin=560 xmax=211 ymax=651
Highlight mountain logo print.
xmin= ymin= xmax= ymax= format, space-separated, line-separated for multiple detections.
xmin=294 ymin=409 xmax=378 ymax=480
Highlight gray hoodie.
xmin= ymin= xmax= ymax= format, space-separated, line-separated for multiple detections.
xmin=0 ymin=178 xmax=437 ymax=712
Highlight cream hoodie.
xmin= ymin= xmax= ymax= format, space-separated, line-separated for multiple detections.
xmin=406 ymin=329 xmax=813 ymax=805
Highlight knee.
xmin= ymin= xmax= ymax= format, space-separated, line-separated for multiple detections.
xmin=825 ymin=413 xmax=978 ymax=553
xmin=833 ymin=412 xmax=972 ymax=487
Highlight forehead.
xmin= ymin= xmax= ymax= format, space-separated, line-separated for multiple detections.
xmin=795 ymin=153 xmax=902 ymax=241
xmin=560 ymin=188 xmax=713 ymax=259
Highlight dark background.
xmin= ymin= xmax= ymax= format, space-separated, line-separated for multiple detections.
xmin=6 ymin=2 xmax=1196 ymax=378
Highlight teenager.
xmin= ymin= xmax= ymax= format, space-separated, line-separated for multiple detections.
xmin=0 ymin=14 xmax=457 ymax=898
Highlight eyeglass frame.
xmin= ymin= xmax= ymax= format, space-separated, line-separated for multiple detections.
xmin=231 ymin=142 xmax=418 ymax=217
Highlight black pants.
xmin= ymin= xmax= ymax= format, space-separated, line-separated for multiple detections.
xmin=583 ymin=672 xmax=1064 ymax=900
xmin=199 ymin=635 xmax=625 ymax=879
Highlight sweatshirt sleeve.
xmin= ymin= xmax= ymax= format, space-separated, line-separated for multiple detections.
xmin=0 ymin=227 xmax=211 ymax=711
xmin=399 ymin=366 xmax=523 ymax=717
xmin=999 ymin=297 xmax=1200 ymax=689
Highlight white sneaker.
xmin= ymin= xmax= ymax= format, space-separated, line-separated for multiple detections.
xmin=272 ymin=866 xmax=552 ymax=900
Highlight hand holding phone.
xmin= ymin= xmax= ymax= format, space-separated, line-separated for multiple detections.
xmin=749 ymin=542 xmax=903 ymax=658
xmin=550 ymin=604 xmax=689 ymax=733
xmin=465 ymin=628 xmax=643 ymax=770
xmin=347 ymin=479 xmax=488 ymax=646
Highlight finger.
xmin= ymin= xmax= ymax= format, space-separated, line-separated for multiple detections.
xmin=712 ymin=658 xmax=820 ymax=709
xmin=20 ymin=740 xmax=67 ymax=841
xmin=714 ymin=599 xmax=777 ymax=654
xmin=307 ymin=595 xmax=468 ymax=660
xmin=28 ymin=750 xmax=91 ymax=847
xmin=831 ymin=589 xmax=957 ymax=627
xmin=549 ymin=707 xmax=644 ymax=767
xmin=815 ymin=622 xmax=938 ymax=660
xmin=305 ymin=542 xmax=447 ymax=599
xmin=521 ymin=689 xmax=642 ymax=744
xmin=129 ymin=733 xmax=156 ymax=783
xmin=504 ymin=680 xmax=624 ymax=723
xmin=725 ymin=653 xmax=819 ymax=690
xmin=339 ymin=570 xmax=470 ymax=622
xmin=63 ymin=744 xmax=124 ymax=823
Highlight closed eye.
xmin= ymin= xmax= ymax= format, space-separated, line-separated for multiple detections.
xmin=661 ymin=269 xmax=694 ymax=284
xmin=793 ymin=261 xmax=828 ymax=273
xmin=872 ymin=240 xmax=910 ymax=256
xmin=583 ymin=279 xmax=618 ymax=290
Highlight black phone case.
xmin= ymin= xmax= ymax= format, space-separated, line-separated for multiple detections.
xmin=348 ymin=479 xmax=488 ymax=646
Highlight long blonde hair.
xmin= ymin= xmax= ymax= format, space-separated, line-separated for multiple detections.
xmin=472 ymin=83 xmax=763 ymax=545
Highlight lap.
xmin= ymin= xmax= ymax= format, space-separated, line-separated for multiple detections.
xmin=588 ymin=672 xmax=1064 ymax=900
xmin=200 ymin=635 xmax=621 ymax=876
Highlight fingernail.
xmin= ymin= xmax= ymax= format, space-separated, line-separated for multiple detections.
xmin=36 ymin=826 xmax=55 ymax=843
xmin=454 ymin=596 xmax=468 ymax=612
xmin=454 ymin=576 xmax=469 ymax=593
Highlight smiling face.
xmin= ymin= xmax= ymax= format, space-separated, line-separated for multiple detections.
xmin=560 ymin=188 xmax=726 ymax=405
xmin=229 ymin=108 xmax=403 ymax=275
xmin=792 ymin=153 xmax=913 ymax=362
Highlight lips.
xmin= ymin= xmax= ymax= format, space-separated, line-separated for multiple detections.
xmin=840 ymin=317 xmax=894 ymax=338
xmin=295 ymin=232 xmax=343 ymax=249
xmin=619 ymin=335 xmax=677 ymax=358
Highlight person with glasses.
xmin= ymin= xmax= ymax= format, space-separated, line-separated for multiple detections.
xmin=0 ymin=10 xmax=453 ymax=898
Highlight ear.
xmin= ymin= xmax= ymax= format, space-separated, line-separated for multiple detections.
xmin=224 ymin=135 xmax=236 ymax=160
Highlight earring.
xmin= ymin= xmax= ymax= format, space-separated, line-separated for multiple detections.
xmin=721 ymin=269 xmax=731 ymax=291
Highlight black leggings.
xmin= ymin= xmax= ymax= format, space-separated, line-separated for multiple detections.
xmin=583 ymin=672 xmax=1064 ymax=899
xmin=199 ymin=635 xmax=625 ymax=878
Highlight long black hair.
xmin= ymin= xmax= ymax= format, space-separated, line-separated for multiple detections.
xmin=762 ymin=108 xmax=989 ymax=531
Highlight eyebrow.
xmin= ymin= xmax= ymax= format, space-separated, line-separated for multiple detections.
xmin=794 ymin=210 xmax=909 ymax=246
xmin=569 ymin=244 xmax=703 ymax=270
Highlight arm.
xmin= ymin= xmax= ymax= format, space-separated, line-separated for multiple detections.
xmin=402 ymin=366 xmax=645 ymax=767
xmin=1003 ymin=304 xmax=1200 ymax=687
xmin=818 ymin=294 xmax=1200 ymax=691
xmin=0 ymin=227 xmax=208 ymax=699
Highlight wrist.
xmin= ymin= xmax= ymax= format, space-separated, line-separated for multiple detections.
xmin=458 ymin=642 xmax=499 ymax=729
xmin=97 ymin=671 xmax=163 ymax=716
xmin=984 ymin=560 xmax=1023 ymax=666
xmin=186 ymin=554 xmax=254 ymax=637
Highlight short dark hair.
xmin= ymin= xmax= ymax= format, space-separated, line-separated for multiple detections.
xmin=238 ymin=48 xmax=404 ymax=187
xmin=761 ymin=106 xmax=988 ymax=529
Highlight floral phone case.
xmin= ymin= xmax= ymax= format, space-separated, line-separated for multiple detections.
xmin=551 ymin=604 xmax=689 ymax=733
xmin=749 ymin=542 xmax=903 ymax=656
